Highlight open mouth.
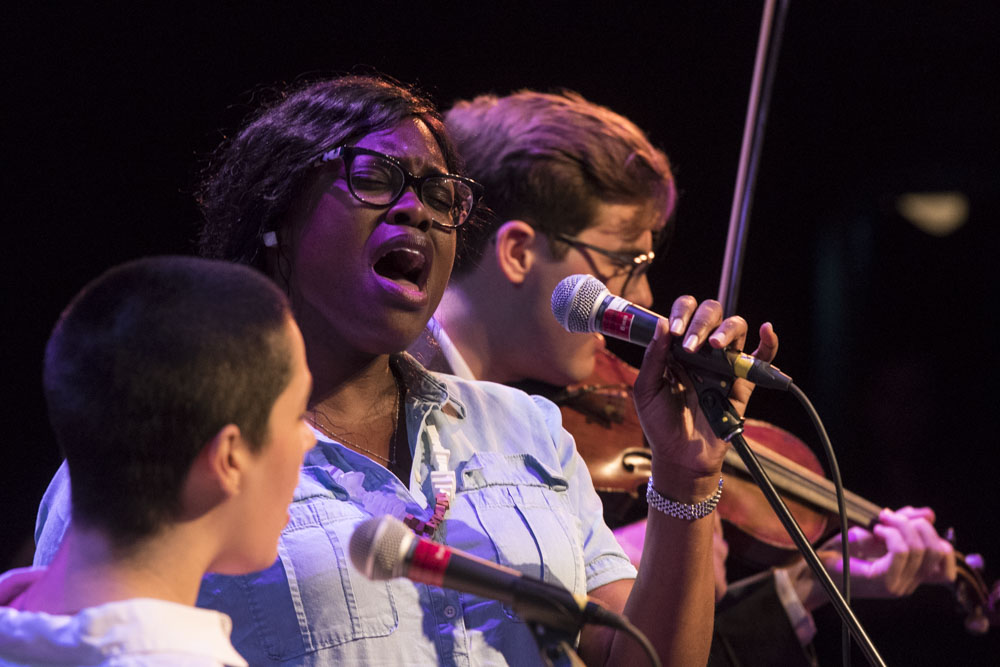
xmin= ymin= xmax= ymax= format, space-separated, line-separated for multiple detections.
xmin=373 ymin=246 xmax=428 ymax=290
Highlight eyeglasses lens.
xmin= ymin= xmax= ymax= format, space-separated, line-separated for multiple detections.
xmin=348 ymin=155 xmax=403 ymax=205
xmin=349 ymin=154 xmax=473 ymax=226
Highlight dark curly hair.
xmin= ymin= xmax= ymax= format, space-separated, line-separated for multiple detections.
xmin=197 ymin=75 xmax=464 ymax=271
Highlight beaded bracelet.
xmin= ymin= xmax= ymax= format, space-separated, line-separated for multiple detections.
xmin=646 ymin=476 xmax=724 ymax=520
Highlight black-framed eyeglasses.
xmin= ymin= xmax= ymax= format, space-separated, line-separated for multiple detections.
xmin=554 ymin=232 xmax=657 ymax=294
xmin=313 ymin=146 xmax=484 ymax=229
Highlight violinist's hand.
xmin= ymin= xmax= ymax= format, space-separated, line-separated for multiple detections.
xmin=633 ymin=295 xmax=777 ymax=492
xmin=789 ymin=506 xmax=957 ymax=611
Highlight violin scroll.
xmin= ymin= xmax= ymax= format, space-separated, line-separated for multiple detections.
xmin=948 ymin=540 xmax=1000 ymax=634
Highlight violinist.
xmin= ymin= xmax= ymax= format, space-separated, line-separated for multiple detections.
xmin=410 ymin=89 xmax=957 ymax=665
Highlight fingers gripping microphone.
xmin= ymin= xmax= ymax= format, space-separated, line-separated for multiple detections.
xmin=551 ymin=274 xmax=791 ymax=391
xmin=349 ymin=515 xmax=624 ymax=633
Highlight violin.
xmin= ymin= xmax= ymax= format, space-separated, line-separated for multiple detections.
xmin=552 ymin=346 xmax=647 ymax=525
xmin=554 ymin=346 xmax=1000 ymax=634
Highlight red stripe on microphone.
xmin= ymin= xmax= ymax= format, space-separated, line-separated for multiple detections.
xmin=409 ymin=539 xmax=451 ymax=587
xmin=601 ymin=309 xmax=633 ymax=337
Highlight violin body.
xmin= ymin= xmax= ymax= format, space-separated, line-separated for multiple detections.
xmin=718 ymin=420 xmax=831 ymax=569
xmin=554 ymin=348 xmax=649 ymax=525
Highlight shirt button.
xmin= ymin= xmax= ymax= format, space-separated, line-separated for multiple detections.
xmin=443 ymin=605 xmax=457 ymax=619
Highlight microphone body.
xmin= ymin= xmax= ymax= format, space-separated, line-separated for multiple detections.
xmin=350 ymin=515 xmax=621 ymax=633
xmin=552 ymin=274 xmax=791 ymax=390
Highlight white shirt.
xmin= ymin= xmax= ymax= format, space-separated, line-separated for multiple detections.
xmin=0 ymin=567 xmax=248 ymax=666
xmin=425 ymin=316 xmax=477 ymax=380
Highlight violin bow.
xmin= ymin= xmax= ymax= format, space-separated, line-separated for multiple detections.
xmin=713 ymin=0 xmax=998 ymax=647
xmin=717 ymin=0 xmax=789 ymax=318
xmin=707 ymin=3 xmax=892 ymax=665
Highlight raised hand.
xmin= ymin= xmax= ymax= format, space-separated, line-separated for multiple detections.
xmin=633 ymin=296 xmax=776 ymax=490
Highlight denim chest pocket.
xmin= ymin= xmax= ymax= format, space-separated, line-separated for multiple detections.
xmin=452 ymin=451 xmax=586 ymax=605
xmin=241 ymin=500 xmax=400 ymax=661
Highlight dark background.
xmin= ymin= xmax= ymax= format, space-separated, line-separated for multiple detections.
xmin=4 ymin=3 xmax=999 ymax=664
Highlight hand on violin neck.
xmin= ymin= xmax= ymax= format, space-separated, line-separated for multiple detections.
xmin=787 ymin=505 xmax=957 ymax=612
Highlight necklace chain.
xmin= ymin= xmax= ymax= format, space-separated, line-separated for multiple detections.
xmin=307 ymin=368 xmax=451 ymax=539
xmin=310 ymin=376 xmax=401 ymax=465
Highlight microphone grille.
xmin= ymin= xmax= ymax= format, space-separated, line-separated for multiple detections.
xmin=349 ymin=515 xmax=412 ymax=581
xmin=551 ymin=274 xmax=608 ymax=334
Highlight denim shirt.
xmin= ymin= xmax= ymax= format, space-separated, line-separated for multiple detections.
xmin=33 ymin=355 xmax=635 ymax=665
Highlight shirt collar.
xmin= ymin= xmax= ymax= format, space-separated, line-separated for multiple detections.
xmin=298 ymin=352 xmax=466 ymax=501
xmin=393 ymin=351 xmax=466 ymax=418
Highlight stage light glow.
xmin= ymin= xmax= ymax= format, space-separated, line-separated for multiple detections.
xmin=895 ymin=191 xmax=968 ymax=237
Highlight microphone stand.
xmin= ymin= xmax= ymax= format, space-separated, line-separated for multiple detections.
xmin=687 ymin=369 xmax=887 ymax=667
xmin=527 ymin=622 xmax=586 ymax=667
